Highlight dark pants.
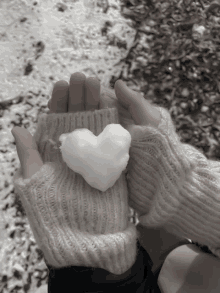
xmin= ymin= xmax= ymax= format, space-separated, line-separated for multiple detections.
xmin=45 ymin=239 xmax=162 ymax=293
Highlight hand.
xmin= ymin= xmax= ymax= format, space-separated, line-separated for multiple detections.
xmin=12 ymin=72 xmax=102 ymax=179
xmin=47 ymin=77 xmax=161 ymax=132
xmin=113 ymin=80 xmax=161 ymax=138
xmin=11 ymin=72 xmax=161 ymax=180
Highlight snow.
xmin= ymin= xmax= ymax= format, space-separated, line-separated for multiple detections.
xmin=59 ymin=124 xmax=131 ymax=192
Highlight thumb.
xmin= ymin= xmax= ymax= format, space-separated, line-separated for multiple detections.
xmin=114 ymin=80 xmax=161 ymax=128
xmin=11 ymin=127 xmax=43 ymax=179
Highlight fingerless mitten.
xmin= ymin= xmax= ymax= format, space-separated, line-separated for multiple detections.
xmin=13 ymin=108 xmax=139 ymax=275
xmin=127 ymin=106 xmax=220 ymax=259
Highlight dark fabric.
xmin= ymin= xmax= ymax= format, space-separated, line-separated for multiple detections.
xmin=46 ymin=239 xmax=162 ymax=293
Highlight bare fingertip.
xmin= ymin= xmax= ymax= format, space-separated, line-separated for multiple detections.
xmin=100 ymin=86 xmax=117 ymax=100
xmin=55 ymin=80 xmax=69 ymax=88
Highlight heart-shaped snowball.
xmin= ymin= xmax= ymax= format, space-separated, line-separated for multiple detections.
xmin=58 ymin=124 xmax=131 ymax=192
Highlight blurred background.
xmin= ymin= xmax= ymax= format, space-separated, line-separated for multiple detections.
xmin=1 ymin=0 xmax=220 ymax=292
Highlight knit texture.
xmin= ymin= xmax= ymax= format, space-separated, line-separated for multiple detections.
xmin=13 ymin=107 xmax=139 ymax=275
xmin=126 ymin=105 xmax=220 ymax=259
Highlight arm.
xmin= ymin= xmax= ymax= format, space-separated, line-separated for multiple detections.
xmin=136 ymin=223 xmax=191 ymax=273
xmin=158 ymin=243 xmax=220 ymax=293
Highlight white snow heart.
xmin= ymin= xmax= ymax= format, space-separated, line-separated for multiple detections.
xmin=58 ymin=124 xmax=131 ymax=192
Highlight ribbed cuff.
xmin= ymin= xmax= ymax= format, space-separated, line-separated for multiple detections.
xmin=33 ymin=108 xmax=119 ymax=164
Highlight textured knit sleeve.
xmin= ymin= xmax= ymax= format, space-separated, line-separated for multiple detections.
xmin=126 ymin=106 xmax=220 ymax=259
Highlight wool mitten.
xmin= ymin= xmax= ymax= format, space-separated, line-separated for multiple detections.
xmin=13 ymin=107 xmax=139 ymax=275
xmin=126 ymin=105 xmax=220 ymax=259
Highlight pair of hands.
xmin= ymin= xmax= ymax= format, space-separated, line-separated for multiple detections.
xmin=11 ymin=72 xmax=161 ymax=180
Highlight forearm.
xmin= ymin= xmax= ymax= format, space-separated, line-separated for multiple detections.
xmin=158 ymin=244 xmax=220 ymax=293
xmin=136 ymin=223 xmax=190 ymax=272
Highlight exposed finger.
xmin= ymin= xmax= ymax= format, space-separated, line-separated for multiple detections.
xmin=69 ymin=72 xmax=86 ymax=113
xmin=99 ymin=86 xmax=135 ymax=128
xmin=11 ymin=127 xmax=43 ymax=179
xmin=47 ymin=99 xmax=51 ymax=109
xmin=99 ymin=87 xmax=118 ymax=109
xmin=85 ymin=77 xmax=100 ymax=111
xmin=114 ymin=80 xmax=154 ymax=126
xmin=50 ymin=80 xmax=69 ymax=113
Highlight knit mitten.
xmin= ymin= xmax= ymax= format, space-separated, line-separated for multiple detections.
xmin=126 ymin=104 xmax=220 ymax=258
xmin=13 ymin=107 xmax=139 ymax=275
xmin=125 ymin=106 xmax=197 ymax=236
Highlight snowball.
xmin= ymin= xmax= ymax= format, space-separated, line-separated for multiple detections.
xmin=59 ymin=124 xmax=131 ymax=192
